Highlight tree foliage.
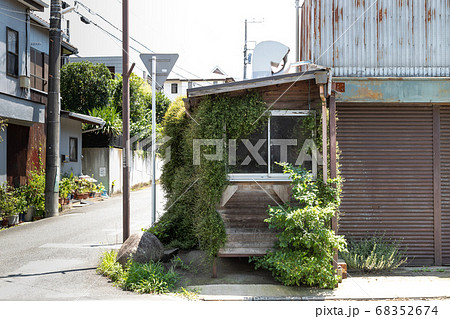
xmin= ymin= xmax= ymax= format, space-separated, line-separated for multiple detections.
xmin=60 ymin=61 xmax=112 ymax=114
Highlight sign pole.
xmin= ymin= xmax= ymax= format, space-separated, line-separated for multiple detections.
xmin=151 ymin=56 xmax=157 ymax=225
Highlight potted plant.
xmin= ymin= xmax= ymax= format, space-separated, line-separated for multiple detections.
xmin=59 ymin=177 xmax=74 ymax=205
xmin=6 ymin=192 xmax=19 ymax=226
xmin=15 ymin=186 xmax=30 ymax=223
xmin=28 ymin=166 xmax=45 ymax=220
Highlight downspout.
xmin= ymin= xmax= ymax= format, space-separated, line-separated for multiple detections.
xmin=24 ymin=9 xmax=30 ymax=99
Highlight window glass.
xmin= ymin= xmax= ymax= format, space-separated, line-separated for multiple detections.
xmin=171 ymin=83 xmax=178 ymax=94
xmin=7 ymin=28 xmax=19 ymax=77
xmin=230 ymin=125 xmax=268 ymax=174
xmin=7 ymin=29 xmax=18 ymax=54
xmin=69 ymin=137 xmax=78 ymax=162
xmin=270 ymin=116 xmax=312 ymax=173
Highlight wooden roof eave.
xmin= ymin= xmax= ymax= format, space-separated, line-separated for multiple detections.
xmin=186 ymin=70 xmax=321 ymax=99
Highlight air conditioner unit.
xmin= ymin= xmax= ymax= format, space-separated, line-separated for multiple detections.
xmin=19 ymin=75 xmax=30 ymax=89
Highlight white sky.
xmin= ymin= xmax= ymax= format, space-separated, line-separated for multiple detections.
xmin=48 ymin=0 xmax=299 ymax=81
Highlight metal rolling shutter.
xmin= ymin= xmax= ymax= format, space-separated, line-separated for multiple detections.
xmin=337 ymin=105 xmax=435 ymax=265
xmin=440 ymin=107 xmax=450 ymax=265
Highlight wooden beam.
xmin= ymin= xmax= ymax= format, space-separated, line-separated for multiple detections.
xmin=329 ymin=93 xmax=338 ymax=271
xmin=320 ymin=85 xmax=328 ymax=182
xmin=433 ymin=105 xmax=442 ymax=266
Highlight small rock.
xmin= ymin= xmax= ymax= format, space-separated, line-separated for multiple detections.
xmin=116 ymin=231 xmax=164 ymax=266
xmin=161 ymin=248 xmax=180 ymax=262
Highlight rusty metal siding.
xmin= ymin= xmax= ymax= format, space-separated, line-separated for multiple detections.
xmin=337 ymin=105 xmax=435 ymax=265
xmin=300 ymin=0 xmax=450 ymax=77
xmin=440 ymin=106 xmax=450 ymax=265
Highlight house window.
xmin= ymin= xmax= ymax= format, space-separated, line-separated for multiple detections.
xmin=69 ymin=137 xmax=78 ymax=162
xmin=171 ymin=83 xmax=178 ymax=94
xmin=7 ymin=28 xmax=19 ymax=77
xmin=228 ymin=110 xmax=318 ymax=181
xmin=30 ymin=48 xmax=49 ymax=92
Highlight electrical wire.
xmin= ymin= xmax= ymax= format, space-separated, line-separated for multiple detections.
xmin=74 ymin=0 xmax=215 ymax=84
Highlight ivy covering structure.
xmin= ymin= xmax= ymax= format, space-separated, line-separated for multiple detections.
xmin=151 ymin=93 xmax=269 ymax=257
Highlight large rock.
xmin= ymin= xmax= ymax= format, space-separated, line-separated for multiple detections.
xmin=116 ymin=231 xmax=164 ymax=266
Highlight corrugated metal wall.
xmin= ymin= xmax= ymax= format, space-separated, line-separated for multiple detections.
xmin=337 ymin=105 xmax=435 ymax=265
xmin=440 ymin=107 xmax=450 ymax=265
xmin=300 ymin=0 xmax=450 ymax=77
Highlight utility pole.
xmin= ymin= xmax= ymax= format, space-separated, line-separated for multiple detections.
xmin=151 ymin=56 xmax=157 ymax=225
xmin=243 ymin=18 xmax=263 ymax=80
xmin=122 ymin=0 xmax=130 ymax=242
xmin=295 ymin=0 xmax=300 ymax=63
xmin=243 ymin=19 xmax=247 ymax=80
xmin=45 ymin=0 xmax=62 ymax=218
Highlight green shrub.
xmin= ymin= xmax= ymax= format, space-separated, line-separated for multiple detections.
xmin=251 ymin=163 xmax=346 ymax=289
xmin=97 ymin=250 xmax=179 ymax=294
xmin=340 ymin=235 xmax=408 ymax=272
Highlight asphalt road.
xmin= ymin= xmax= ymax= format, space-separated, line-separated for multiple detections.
xmin=0 ymin=185 xmax=181 ymax=301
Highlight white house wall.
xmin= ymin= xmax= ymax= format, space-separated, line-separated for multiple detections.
xmin=0 ymin=0 xmax=29 ymax=97
xmin=30 ymin=19 xmax=49 ymax=54
xmin=60 ymin=117 xmax=82 ymax=177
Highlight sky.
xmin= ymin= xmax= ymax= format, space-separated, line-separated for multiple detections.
xmin=37 ymin=0 xmax=299 ymax=81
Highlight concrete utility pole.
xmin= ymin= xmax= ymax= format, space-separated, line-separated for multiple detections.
xmin=122 ymin=0 xmax=131 ymax=242
xmin=45 ymin=0 xmax=62 ymax=218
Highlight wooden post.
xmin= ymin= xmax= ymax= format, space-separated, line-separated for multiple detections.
xmin=320 ymin=85 xmax=328 ymax=182
xmin=433 ymin=105 xmax=442 ymax=266
xmin=329 ymin=93 xmax=338 ymax=271
xmin=212 ymin=257 xmax=217 ymax=278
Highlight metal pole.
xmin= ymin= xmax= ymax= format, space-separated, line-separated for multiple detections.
xmin=243 ymin=19 xmax=247 ymax=80
xmin=45 ymin=0 xmax=62 ymax=218
xmin=151 ymin=56 xmax=157 ymax=225
xmin=122 ymin=0 xmax=130 ymax=242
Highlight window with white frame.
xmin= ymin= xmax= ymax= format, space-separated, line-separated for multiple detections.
xmin=228 ymin=110 xmax=319 ymax=181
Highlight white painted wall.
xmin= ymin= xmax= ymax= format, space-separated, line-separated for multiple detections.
xmin=30 ymin=19 xmax=49 ymax=55
xmin=163 ymin=78 xmax=227 ymax=101
xmin=0 ymin=0 xmax=28 ymax=97
xmin=82 ymin=147 xmax=160 ymax=195
xmin=60 ymin=117 xmax=82 ymax=177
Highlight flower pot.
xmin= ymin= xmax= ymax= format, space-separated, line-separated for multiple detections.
xmin=1 ymin=217 xmax=8 ymax=227
xmin=75 ymin=193 xmax=84 ymax=200
xmin=8 ymin=214 xmax=19 ymax=226
xmin=24 ymin=206 xmax=34 ymax=222
xmin=82 ymin=193 xmax=89 ymax=199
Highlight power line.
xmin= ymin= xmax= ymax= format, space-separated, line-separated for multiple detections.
xmin=74 ymin=0 xmax=214 ymax=85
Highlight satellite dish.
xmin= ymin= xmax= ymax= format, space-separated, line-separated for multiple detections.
xmin=251 ymin=41 xmax=290 ymax=78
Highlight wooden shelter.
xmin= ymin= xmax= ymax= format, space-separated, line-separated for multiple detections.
xmin=185 ymin=68 xmax=338 ymax=261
